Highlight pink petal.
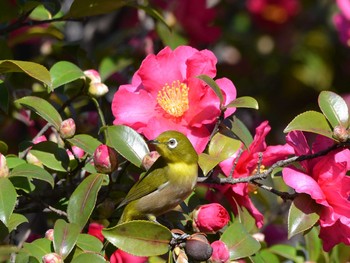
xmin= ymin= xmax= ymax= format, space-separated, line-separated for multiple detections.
xmin=262 ymin=144 xmax=294 ymax=166
xmin=337 ymin=0 xmax=350 ymax=20
xmin=185 ymin=49 xmax=217 ymax=79
xmin=286 ymin=131 xmax=310 ymax=156
xmin=319 ymin=219 xmax=350 ymax=252
xmin=215 ymin=77 xmax=237 ymax=118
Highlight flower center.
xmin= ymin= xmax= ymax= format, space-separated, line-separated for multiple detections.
xmin=157 ymin=80 xmax=189 ymax=117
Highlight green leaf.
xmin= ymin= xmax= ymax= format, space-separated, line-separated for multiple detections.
xmin=318 ymin=91 xmax=349 ymax=128
xmin=250 ymin=249 xmax=280 ymax=263
xmin=15 ymin=96 xmax=62 ymax=130
xmin=6 ymin=156 xmax=26 ymax=169
xmin=304 ymin=227 xmax=321 ymax=262
xmin=65 ymin=0 xmax=131 ymax=18
xmin=197 ymin=74 xmax=224 ymax=106
xmin=30 ymin=141 xmax=69 ymax=172
xmin=283 ymin=111 xmax=333 ymax=139
xmin=7 ymin=213 xmax=28 ymax=232
xmin=0 ymin=60 xmax=51 ymax=88
xmin=67 ymin=134 xmax=101 ymax=155
xmin=102 ymin=220 xmax=172 ymax=257
xmin=226 ymin=96 xmax=259 ymax=110
xmin=268 ymin=244 xmax=304 ymax=263
xmin=23 ymin=238 xmax=52 ymax=262
xmin=99 ymin=57 xmax=133 ymax=82
xmin=288 ymin=194 xmax=320 ymax=239
xmin=105 ymin=125 xmax=149 ymax=167
xmin=198 ymin=133 xmax=241 ymax=176
xmin=0 ymin=178 xmax=17 ymax=227
xmin=50 ymin=61 xmax=84 ymax=90
xmin=221 ymin=219 xmax=261 ymax=260
xmin=0 ymin=246 xmax=18 ymax=262
xmin=228 ymin=116 xmax=253 ymax=149
xmin=76 ymin=234 xmax=103 ymax=253
xmin=67 ymin=173 xmax=107 ymax=230
xmin=53 ymin=219 xmax=80 ymax=259
xmin=71 ymin=253 xmax=107 ymax=263
xmin=10 ymin=163 xmax=54 ymax=188
xmin=156 ymin=21 xmax=188 ymax=50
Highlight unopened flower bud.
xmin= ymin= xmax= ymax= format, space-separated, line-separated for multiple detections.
xmin=45 ymin=229 xmax=54 ymax=241
xmin=84 ymin=69 xmax=101 ymax=83
xmin=33 ymin=135 xmax=47 ymax=144
xmin=142 ymin=151 xmax=160 ymax=170
xmin=59 ymin=118 xmax=76 ymax=139
xmin=93 ymin=144 xmax=118 ymax=173
xmin=185 ymin=233 xmax=212 ymax=262
xmin=210 ymin=240 xmax=229 ymax=263
xmin=333 ymin=125 xmax=349 ymax=142
xmin=88 ymin=222 xmax=104 ymax=242
xmin=67 ymin=146 xmax=85 ymax=160
xmin=26 ymin=152 xmax=43 ymax=167
xmin=42 ymin=253 xmax=63 ymax=263
xmin=88 ymin=82 xmax=109 ymax=98
xmin=0 ymin=154 xmax=9 ymax=178
xmin=192 ymin=203 xmax=230 ymax=233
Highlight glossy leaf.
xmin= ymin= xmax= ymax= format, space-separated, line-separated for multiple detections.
xmin=229 ymin=116 xmax=253 ymax=149
xmin=67 ymin=173 xmax=107 ymax=230
xmin=0 ymin=60 xmax=51 ymax=88
xmin=221 ymin=219 xmax=261 ymax=260
xmin=102 ymin=220 xmax=172 ymax=256
xmin=23 ymin=238 xmax=52 ymax=262
xmin=67 ymin=134 xmax=101 ymax=155
xmin=6 ymin=156 xmax=26 ymax=169
xmin=105 ymin=125 xmax=149 ymax=167
xmin=288 ymin=194 xmax=320 ymax=239
xmin=283 ymin=111 xmax=333 ymax=139
xmin=268 ymin=244 xmax=304 ymax=263
xmin=71 ymin=253 xmax=107 ymax=263
xmin=197 ymin=74 xmax=224 ymax=106
xmin=7 ymin=213 xmax=28 ymax=232
xmin=226 ymin=96 xmax=259 ymax=110
xmin=10 ymin=163 xmax=54 ymax=188
xmin=304 ymin=227 xmax=321 ymax=262
xmin=30 ymin=141 xmax=69 ymax=172
xmin=250 ymin=249 xmax=280 ymax=263
xmin=76 ymin=234 xmax=103 ymax=253
xmin=65 ymin=0 xmax=130 ymax=18
xmin=318 ymin=91 xmax=349 ymax=128
xmin=15 ymin=96 xmax=62 ymax=130
xmin=50 ymin=61 xmax=84 ymax=90
xmin=0 ymin=178 xmax=17 ymax=226
xmin=53 ymin=219 xmax=80 ymax=259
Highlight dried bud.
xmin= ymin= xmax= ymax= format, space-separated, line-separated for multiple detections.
xmin=93 ymin=144 xmax=118 ymax=173
xmin=185 ymin=234 xmax=213 ymax=262
xmin=88 ymin=82 xmax=109 ymax=98
xmin=45 ymin=229 xmax=54 ymax=241
xmin=59 ymin=118 xmax=76 ymax=139
xmin=210 ymin=240 xmax=230 ymax=263
xmin=84 ymin=69 xmax=101 ymax=83
xmin=42 ymin=253 xmax=63 ymax=263
xmin=192 ymin=203 xmax=230 ymax=233
xmin=0 ymin=154 xmax=9 ymax=178
xmin=142 ymin=151 xmax=160 ymax=170
xmin=333 ymin=125 xmax=349 ymax=142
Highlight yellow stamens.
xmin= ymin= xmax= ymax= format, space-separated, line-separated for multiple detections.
xmin=157 ymin=80 xmax=189 ymax=117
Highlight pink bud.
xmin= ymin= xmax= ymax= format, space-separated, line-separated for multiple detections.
xmin=0 ymin=154 xmax=9 ymax=178
xmin=33 ymin=135 xmax=47 ymax=144
xmin=59 ymin=118 xmax=76 ymax=139
xmin=192 ymin=203 xmax=230 ymax=233
xmin=84 ymin=69 xmax=101 ymax=83
xmin=88 ymin=82 xmax=109 ymax=98
xmin=87 ymin=222 xmax=104 ymax=242
xmin=42 ymin=253 xmax=63 ymax=263
xmin=141 ymin=151 xmax=160 ymax=170
xmin=93 ymin=144 xmax=118 ymax=173
xmin=45 ymin=229 xmax=54 ymax=241
xmin=67 ymin=146 xmax=85 ymax=160
xmin=210 ymin=240 xmax=230 ymax=263
xmin=26 ymin=152 xmax=43 ymax=167
xmin=109 ymin=249 xmax=147 ymax=263
xmin=333 ymin=125 xmax=349 ymax=142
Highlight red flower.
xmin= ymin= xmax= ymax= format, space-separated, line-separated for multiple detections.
xmin=112 ymin=45 xmax=236 ymax=153
xmin=109 ymin=249 xmax=147 ymax=263
xmin=87 ymin=222 xmax=105 ymax=242
xmin=192 ymin=203 xmax=230 ymax=233
xmin=282 ymin=131 xmax=350 ymax=251
xmin=210 ymin=240 xmax=230 ymax=263
xmin=209 ymin=121 xmax=294 ymax=227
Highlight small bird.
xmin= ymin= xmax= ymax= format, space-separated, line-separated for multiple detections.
xmin=118 ymin=130 xmax=198 ymax=223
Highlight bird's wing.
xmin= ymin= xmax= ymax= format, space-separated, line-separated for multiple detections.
xmin=117 ymin=158 xmax=168 ymax=208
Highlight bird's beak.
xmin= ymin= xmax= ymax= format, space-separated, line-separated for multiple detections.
xmin=148 ymin=139 xmax=159 ymax=145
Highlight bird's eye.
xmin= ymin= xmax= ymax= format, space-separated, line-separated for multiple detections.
xmin=167 ymin=138 xmax=178 ymax=149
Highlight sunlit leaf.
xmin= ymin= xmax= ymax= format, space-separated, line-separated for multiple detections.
xmin=102 ymin=220 xmax=171 ymax=256
xmin=53 ymin=219 xmax=80 ymax=259
xmin=76 ymin=234 xmax=103 ymax=253
xmin=10 ymin=163 xmax=54 ymax=188
xmin=6 ymin=156 xmax=26 ymax=169
xmin=228 ymin=116 xmax=253 ymax=149
xmin=7 ymin=213 xmax=28 ymax=232
xmin=268 ymin=244 xmax=304 ymax=263
xmin=226 ymin=96 xmax=259 ymax=110
xmin=283 ymin=111 xmax=333 ymax=139
xmin=15 ymin=96 xmax=62 ymax=130
xmin=0 ymin=178 xmax=17 ymax=227
xmin=50 ymin=61 xmax=84 ymax=90
xmin=71 ymin=253 xmax=107 ymax=263
xmin=304 ymin=227 xmax=321 ymax=262
xmin=197 ymin=74 xmax=224 ymax=106
xmin=23 ymin=238 xmax=52 ymax=262
xmin=67 ymin=134 xmax=101 ymax=155
xmin=105 ymin=125 xmax=149 ymax=167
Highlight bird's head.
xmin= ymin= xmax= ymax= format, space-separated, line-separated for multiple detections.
xmin=149 ymin=131 xmax=198 ymax=164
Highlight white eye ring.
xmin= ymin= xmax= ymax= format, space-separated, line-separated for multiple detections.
xmin=167 ymin=138 xmax=178 ymax=149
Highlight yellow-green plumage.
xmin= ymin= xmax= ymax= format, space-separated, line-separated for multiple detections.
xmin=118 ymin=130 xmax=198 ymax=223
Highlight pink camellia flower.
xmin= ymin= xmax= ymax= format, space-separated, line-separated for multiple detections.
xmin=59 ymin=118 xmax=76 ymax=139
xmin=208 ymin=121 xmax=294 ymax=228
xmin=87 ymin=222 xmax=104 ymax=242
xmin=112 ymin=45 xmax=237 ymax=153
xmin=210 ymin=240 xmax=230 ymax=263
xmin=192 ymin=203 xmax=230 ymax=233
xmin=282 ymin=131 xmax=350 ymax=251
xmin=93 ymin=144 xmax=118 ymax=173
xmin=109 ymin=249 xmax=147 ymax=263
